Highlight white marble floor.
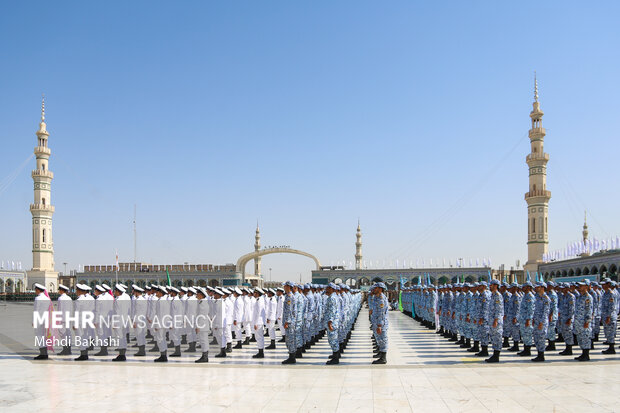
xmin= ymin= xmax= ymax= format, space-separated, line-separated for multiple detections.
xmin=1 ymin=302 xmax=619 ymax=412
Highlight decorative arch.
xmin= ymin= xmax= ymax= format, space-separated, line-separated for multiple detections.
xmin=345 ymin=278 xmax=357 ymax=287
xmin=591 ymin=266 xmax=598 ymax=275
xmin=371 ymin=277 xmax=383 ymax=283
xmin=575 ymin=268 xmax=582 ymax=276
xmin=358 ymin=277 xmax=370 ymax=286
xmin=333 ymin=278 xmax=344 ymax=285
xmin=568 ymin=269 xmax=575 ymax=277
xmin=236 ymin=248 xmax=321 ymax=282
xmin=438 ymin=276 xmax=448 ymax=285
xmin=6 ymin=279 xmax=14 ymax=293
xmin=582 ymin=267 xmax=590 ymax=275
xmin=208 ymin=279 xmax=219 ymax=287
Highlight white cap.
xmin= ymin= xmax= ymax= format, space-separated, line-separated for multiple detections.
xmin=58 ymin=285 xmax=70 ymax=292
xmin=76 ymin=284 xmax=91 ymax=291
xmin=133 ymin=286 xmax=145 ymax=293
xmin=115 ymin=284 xmax=126 ymax=293
xmin=120 ymin=283 xmax=128 ymax=289
xmin=181 ymin=287 xmax=188 ymax=292
xmin=255 ymin=288 xmax=265 ymax=295
xmin=34 ymin=283 xmax=46 ymax=291
xmin=102 ymin=284 xmax=112 ymax=291
xmin=169 ymin=287 xmax=180 ymax=293
xmin=131 ymin=284 xmax=140 ymax=290
xmin=188 ymin=287 xmax=197 ymax=294
xmin=234 ymin=287 xmax=242 ymax=295
xmin=96 ymin=285 xmax=106 ymax=293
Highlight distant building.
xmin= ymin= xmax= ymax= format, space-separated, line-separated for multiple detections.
xmin=0 ymin=269 xmax=27 ymax=293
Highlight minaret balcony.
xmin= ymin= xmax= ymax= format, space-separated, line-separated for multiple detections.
xmin=32 ymin=170 xmax=54 ymax=179
xmin=528 ymin=127 xmax=546 ymax=138
xmin=524 ymin=189 xmax=551 ymax=200
xmin=30 ymin=203 xmax=55 ymax=213
xmin=526 ymin=153 xmax=550 ymax=162
xmin=34 ymin=146 xmax=51 ymax=155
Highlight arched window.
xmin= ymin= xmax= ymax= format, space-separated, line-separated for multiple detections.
xmin=42 ymin=229 xmax=46 ymax=243
xmin=42 ymin=198 xmax=46 ymax=206
xmin=532 ymin=218 xmax=536 ymax=233
xmin=42 ymin=164 xmax=45 ymax=171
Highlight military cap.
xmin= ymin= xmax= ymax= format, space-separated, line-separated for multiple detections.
xmin=523 ymin=281 xmax=533 ymax=288
xmin=133 ymin=286 xmax=145 ymax=293
xmin=376 ymin=282 xmax=387 ymax=290
xmin=102 ymin=283 xmax=112 ymax=291
xmin=96 ymin=285 xmax=106 ymax=293
xmin=58 ymin=284 xmax=70 ymax=292
xmin=535 ymin=282 xmax=547 ymax=288
xmin=180 ymin=286 xmax=189 ymax=292
xmin=490 ymin=279 xmax=500 ymax=286
xmin=76 ymin=284 xmax=91 ymax=291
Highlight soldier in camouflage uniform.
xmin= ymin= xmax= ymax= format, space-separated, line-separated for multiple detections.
xmin=574 ymin=281 xmax=593 ymax=361
xmin=517 ymin=282 xmax=535 ymax=357
xmin=485 ymin=279 xmax=503 ymax=363
xmin=531 ymin=282 xmax=550 ymax=362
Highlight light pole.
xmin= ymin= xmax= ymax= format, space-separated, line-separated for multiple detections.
xmin=63 ymin=262 xmax=67 ymax=276
xmin=269 ymin=268 xmax=272 ymax=283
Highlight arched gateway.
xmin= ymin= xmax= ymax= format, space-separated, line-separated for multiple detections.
xmin=236 ymin=247 xmax=321 ymax=283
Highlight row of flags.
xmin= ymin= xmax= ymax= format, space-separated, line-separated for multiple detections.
xmin=544 ymin=236 xmax=620 ymax=262
xmin=0 ymin=261 xmax=23 ymax=271
xmin=333 ymin=257 xmax=493 ymax=270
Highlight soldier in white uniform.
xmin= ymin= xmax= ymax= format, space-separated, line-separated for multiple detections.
xmin=112 ymin=284 xmax=131 ymax=361
xmin=94 ymin=285 xmax=114 ymax=356
xmin=185 ymin=287 xmax=198 ymax=352
xmin=243 ymin=288 xmax=255 ymax=344
xmin=194 ymin=287 xmax=211 ymax=363
xmin=212 ymin=289 xmax=227 ymax=357
xmin=153 ymin=286 xmax=170 ymax=362
xmin=252 ymin=288 xmax=267 ymax=359
xmin=265 ymin=289 xmax=278 ymax=349
xmin=57 ymin=284 xmax=73 ymax=355
xmin=276 ymin=288 xmax=286 ymax=343
xmin=131 ymin=286 xmax=147 ymax=356
xmin=168 ymin=287 xmax=183 ymax=357
xmin=74 ymin=284 xmax=95 ymax=361
xmin=232 ymin=287 xmax=245 ymax=349
xmin=33 ymin=283 xmax=51 ymax=360
xmin=222 ymin=288 xmax=234 ymax=353
xmin=178 ymin=287 xmax=188 ymax=344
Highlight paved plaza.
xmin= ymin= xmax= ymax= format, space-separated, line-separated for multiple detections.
xmin=0 ymin=302 xmax=618 ymax=412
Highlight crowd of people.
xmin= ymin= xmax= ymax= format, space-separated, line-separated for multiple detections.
xmin=401 ymin=278 xmax=619 ymax=362
xmin=31 ymin=280 xmax=366 ymax=365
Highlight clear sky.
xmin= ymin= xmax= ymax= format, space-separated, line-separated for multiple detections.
xmin=1 ymin=1 xmax=619 ymax=282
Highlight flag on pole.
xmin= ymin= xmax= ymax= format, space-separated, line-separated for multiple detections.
xmin=166 ymin=267 xmax=172 ymax=286
xmin=487 ymin=270 xmax=491 ymax=282
xmin=526 ymin=270 xmax=531 ymax=282
xmin=115 ymin=250 xmax=120 ymax=272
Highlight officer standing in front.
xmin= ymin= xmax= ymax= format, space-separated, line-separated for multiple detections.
xmin=371 ymin=282 xmax=389 ymax=365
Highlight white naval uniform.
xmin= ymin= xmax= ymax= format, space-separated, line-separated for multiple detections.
xmin=224 ymin=296 xmax=234 ymax=344
xmin=265 ymin=295 xmax=277 ymax=340
xmin=276 ymin=294 xmax=285 ymax=337
xmin=34 ymin=292 xmax=51 ymax=348
xmin=113 ymin=292 xmax=131 ymax=349
xmin=195 ymin=297 xmax=212 ymax=350
xmin=132 ymin=294 xmax=147 ymax=346
xmin=154 ymin=296 xmax=171 ymax=351
xmin=243 ymin=295 xmax=254 ymax=339
xmin=232 ymin=295 xmax=244 ymax=342
xmin=146 ymin=293 xmax=155 ymax=334
xmin=186 ymin=295 xmax=198 ymax=344
xmin=75 ymin=294 xmax=95 ymax=350
xmin=169 ymin=295 xmax=184 ymax=346
xmin=252 ymin=296 xmax=266 ymax=350
xmin=211 ymin=298 xmax=225 ymax=348
xmin=57 ymin=293 xmax=74 ymax=344
xmin=95 ymin=292 xmax=114 ymax=342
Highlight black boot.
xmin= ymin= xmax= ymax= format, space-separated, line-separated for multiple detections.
xmin=295 ymin=348 xmax=303 ymax=358
xmin=252 ymin=349 xmax=265 ymax=359
xmin=437 ymin=326 xmax=444 ymax=334
xmin=278 ymin=336 xmax=286 ymax=343
xmin=135 ymin=345 xmax=146 ymax=356
xmin=326 ymin=353 xmax=340 ymax=365
xmin=34 ymin=347 xmax=49 ymax=360
xmin=328 ymin=350 xmax=340 ymax=359
xmin=602 ymin=344 xmax=616 ymax=354
xmin=181 ymin=335 xmax=187 ymax=345
xmin=113 ymin=349 xmax=127 ymax=362
xmin=195 ymin=352 xmax=209 ymax=363
xmin=531 ymin=351 xmax=545 ymax=362
xmin=233 ymin=341 xmax=243 ymax=349
xmin=74 ymin=350 xmax=88 ymax=361
xmin=476 ymin=345 xmax=489 ymax=357
xmin=250 ymin=334 xmax=256 ymax=342
xmin=502 ymin=337 xmax=510 ymax=348
xmin=154 ymin=351 xmax=168 ymax=362
xmin=559 ymin=344 xmax=573 ymax=355
xmin=372 ymin=351 xmax=387 ymax=364
xmin=557 ymin=333 xmax=563 ymax=343
xmin=226 ymin=343 xmax=232 ymax=353
xmin=168 ymin=341 xmax=175 ymax=348
xmin=467 ymin=341 xmax=480 ymax=353
xmin=508 ymin=340 xmax=520 ymax=352
xmin=170 ymin=345 xmax=182 ymax=357
xmin=244 ymin=337 xmax=250 ymax=345
xmin=215 ymin=347 xmax=227 ymax=358
xmin=575 ymin=349 xmax=590 ymax=361
xmin=456 ymin=336 xmax=465 ymax=345
xmin=545 ymin=340 xmax=556 ymax=351
xmin=94 ymin=346 xmax=108 ymax=356
xmin=266 ymin=339 xmax=276 ymax=350
xmin=210 ymin=338 xmax=218 ymax=345
xmin=282 ymin=353 xmax=296 ymax=364
xmin=187 ymin=342 xmax=197 ymax=352
xmin=517 ymin=345 xmax=531 ymax=356
xmin=58 ymin=346 xmax=72 ymax=356
xmin=148 ymin=343 xmax=160 ymax=352
xmin=485 ymin=350 xmax=500 ymax=363
xmin=460 ymin=338 xmax=471 ymax=349
xmin=590 ymin=340 xmax=595 ymax=350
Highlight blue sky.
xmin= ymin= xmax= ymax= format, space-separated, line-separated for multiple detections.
xmin=1 ymin=1 xmax=619 ymax=281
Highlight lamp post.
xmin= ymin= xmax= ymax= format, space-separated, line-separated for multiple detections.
xmin=63 ymin=262 xmax=67 ymax=276
xmin=269 ymin=268 xmax=272 ymax=283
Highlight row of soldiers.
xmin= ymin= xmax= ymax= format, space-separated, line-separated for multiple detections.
xmin=33 ymin=281 xmax=363 ymax=365
xmin=280 ymin=281 xmax=362 ymax=364
xmin=401 ymin=278 xmax=619 ymax=363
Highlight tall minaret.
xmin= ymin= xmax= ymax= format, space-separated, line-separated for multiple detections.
xmin=27 ymin=97 xmax=58 ymax=291
xmin=524 ymin=74 xmax=551 ymax=273
xmin=355 ymin=220 xmax=363 ymax=270
xmin=254 ymin=222 xmax=261 ymax=276
xmin=581 ymin=211 xmax=590 ymax=257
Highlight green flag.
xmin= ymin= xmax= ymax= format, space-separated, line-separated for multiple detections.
xmin=398 ymin=291 xmax=403 ymax=312
xmin=166 ymin=267 xmax=171 ymax=286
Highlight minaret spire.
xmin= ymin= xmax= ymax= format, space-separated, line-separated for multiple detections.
xmin=355 ymin=220 xmax=363 ymax=270
xmin=582 ymin=210 xmax=589 ymax=244
xmin=524 ymin=74 xmax=551 ymax=274
xmin=254 ymin=222 xmax=261 ymax=277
